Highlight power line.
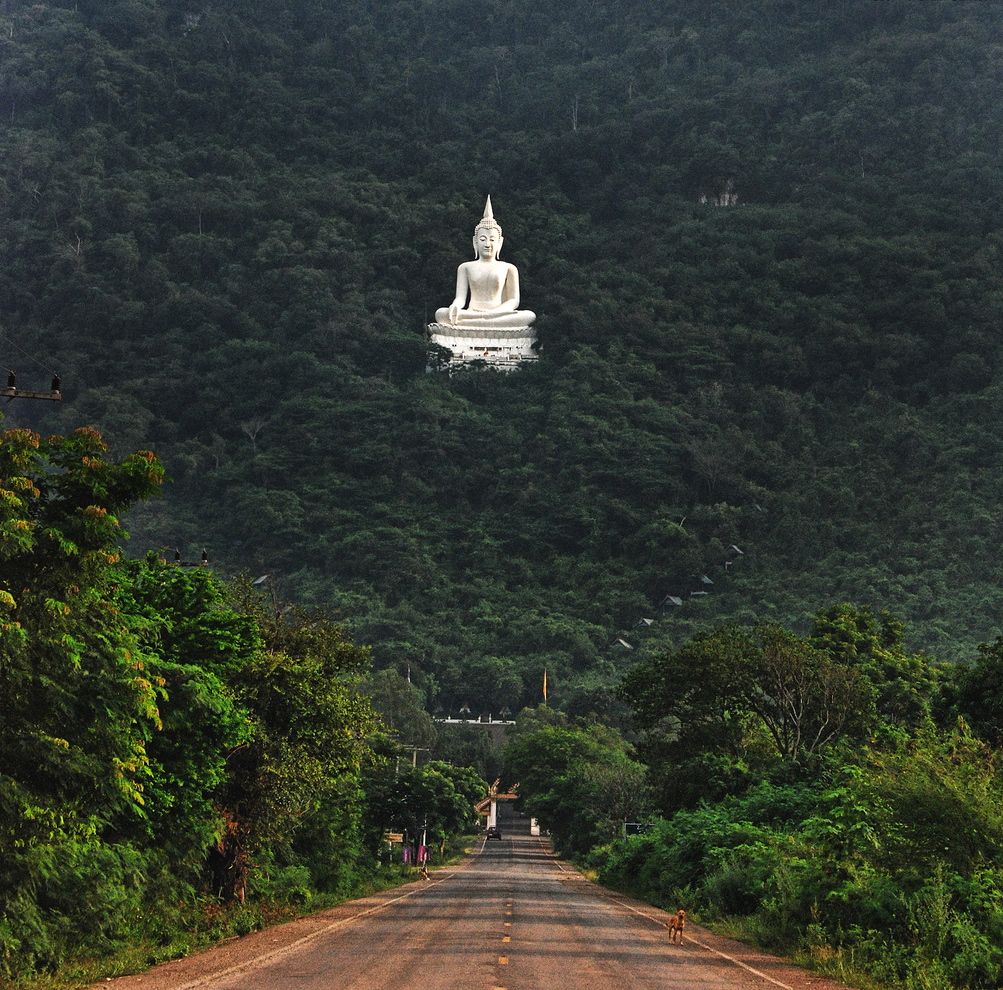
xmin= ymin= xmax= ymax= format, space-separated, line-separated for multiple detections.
xmin=0 ymin=325 xmax=61 ymax=378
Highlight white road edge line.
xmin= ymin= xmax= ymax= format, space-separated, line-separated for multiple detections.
xmin=534 ymin=837 xmax=793 ymax=990
xmin=165 ymin=843 xmax=486 ymax=990
xmin=681 ymin=933 xmax=793 ymax=990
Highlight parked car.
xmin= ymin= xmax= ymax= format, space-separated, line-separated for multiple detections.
xmin=486 ymin=825 xmax=502 ymax=840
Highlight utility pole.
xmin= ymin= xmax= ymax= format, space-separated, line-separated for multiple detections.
xmin=401 ymin=744 xmax=430 ymax=768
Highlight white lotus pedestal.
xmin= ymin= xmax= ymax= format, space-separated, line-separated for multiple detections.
xmin=427 ymin=323 xmax=538 ymax=371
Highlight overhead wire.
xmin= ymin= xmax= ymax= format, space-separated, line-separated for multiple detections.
xmin=0 ymin=326 xmax=65 ymax=385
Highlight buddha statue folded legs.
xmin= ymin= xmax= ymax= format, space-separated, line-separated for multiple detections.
xmin=433 ymin=306 xmax=537 ymax=329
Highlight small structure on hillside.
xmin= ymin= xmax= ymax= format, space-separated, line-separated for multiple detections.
xmin=427 ymin=196 xmax=538 ymax=371
xmin=699 ymin=178 xmax=739 ymax=206
xmin=435 ymin=711 xmax=515 ymax=747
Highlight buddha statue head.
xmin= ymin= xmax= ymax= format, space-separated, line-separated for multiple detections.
xmin=472 ymin=195 xmax=503 ymax=260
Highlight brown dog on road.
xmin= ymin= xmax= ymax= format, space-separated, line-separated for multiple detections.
xmin=668 ymin=908 xmax=686 ymax=944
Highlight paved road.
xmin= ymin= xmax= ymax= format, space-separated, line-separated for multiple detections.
xmin=102 ymin=817 xmax=853 ymax=990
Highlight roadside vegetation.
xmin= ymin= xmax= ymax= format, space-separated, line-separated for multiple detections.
xmin=0 ymin=424 xmax=484 ymax=986
xmin=507 ymin=608 xmax=1003 ymax=990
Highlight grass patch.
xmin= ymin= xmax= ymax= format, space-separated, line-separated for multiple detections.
xmin=696 ymin=916 xmax=890 ymax=990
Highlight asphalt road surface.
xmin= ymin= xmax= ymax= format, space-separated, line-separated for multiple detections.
xmin=101 ymin=814 xmax=853 ymax=990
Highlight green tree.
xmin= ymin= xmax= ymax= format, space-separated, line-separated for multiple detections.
xmin=948 ymin=637 xmax=1003 ymax=746
xmin=209 ymin=590 xmax=377 ymax=901
xmin=810 ymin=603 xmax=942 ymax=729
xmin=625 ymin=624 xmax=874 ymax=763
xmin=361 ymin=754 xmax=485 ymax=856
xmin=363 ymin=667 xmax=438 ymax=750
xmin=504 ymin=718 xmax=648 ymax=855
xmin=0 ymin=425 xmax=165 ymax=974
xmin=117 ymin=558 xmax=257 ymax=875
xmin=622 ymin=623 xmax=875 ymax=813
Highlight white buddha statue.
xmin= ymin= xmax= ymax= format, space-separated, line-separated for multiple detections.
xmin=434 ymin=197 xmax=536 ymax=330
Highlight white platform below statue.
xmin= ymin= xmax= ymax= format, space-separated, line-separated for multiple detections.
xmin=427 ymin=323 xmax=538 ymax=370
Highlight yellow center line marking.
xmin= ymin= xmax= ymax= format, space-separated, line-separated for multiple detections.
xmin=502 ymin=935 xmax=511 ymax=943
xmin=498 ymin=955 xmax=509 ymax=965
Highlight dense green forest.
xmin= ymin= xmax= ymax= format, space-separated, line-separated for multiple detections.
xmin=3 ymin=0 xmax=1003 ymax=713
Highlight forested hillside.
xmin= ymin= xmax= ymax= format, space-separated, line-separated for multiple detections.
xmin=3 ymin=0 xmax=1002 ymax=711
